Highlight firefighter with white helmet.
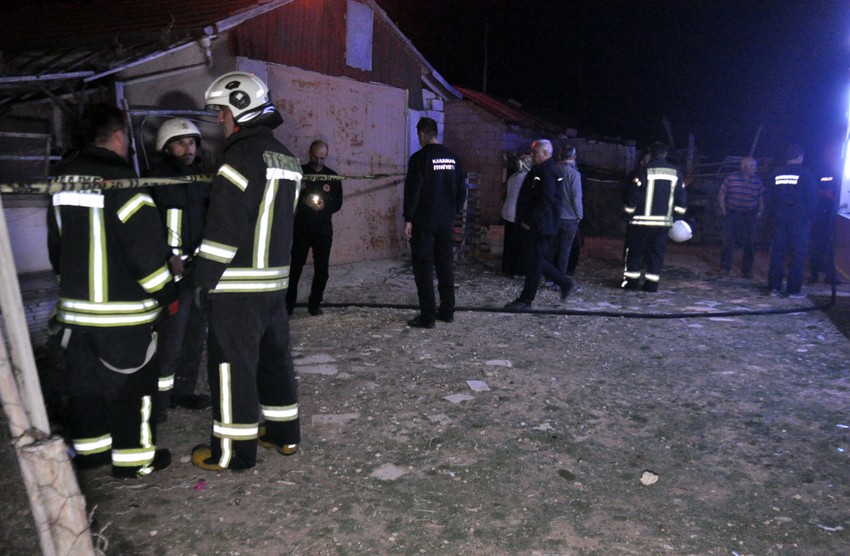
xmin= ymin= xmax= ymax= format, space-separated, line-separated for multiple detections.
xmin=621 ymin=141 xmax=688 ymax=292
xmin=146 ymin=117 xmax=211 ymax=421
xmin=190 ymin=71 xmax=302 ymax=470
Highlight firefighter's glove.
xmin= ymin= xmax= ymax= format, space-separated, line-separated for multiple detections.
xmin=192 ymin=287 xmax=210 ymax=310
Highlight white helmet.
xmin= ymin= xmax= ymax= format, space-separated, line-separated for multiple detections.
xmin=156 ymin=118 xmax=201 ymax=151
xmin=204 ymin=71 xmax=272 ymax=124
xmin=668 ymin=220 xmax=693 ymax=242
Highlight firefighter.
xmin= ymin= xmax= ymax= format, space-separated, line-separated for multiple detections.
xmin=766 ymin=143 xmax=818 ymax=298
xmin=147 ymin=118 xmax=211 ymax=419
xmin=190 ymin=72 xmax=302 ymax=471
xmin=47 ymin=103 xmax=177 ymax=478
xmin=621 ymin=141 xmax=687 ymax=292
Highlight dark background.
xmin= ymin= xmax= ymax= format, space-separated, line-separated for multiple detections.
xmin=377 ymin=0 xmax=850 ymax=164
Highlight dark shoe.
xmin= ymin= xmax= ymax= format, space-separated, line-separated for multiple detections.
xmin=622 ymin=279 xmax=640 ymax=291
xmin=504 ymin=300 xmax=532 ymax=312
xmin=559 ymin=282 xmax=573 ymax=302
xmin=435 ymin=312 xmax=454 ymax=323
xmin=308 ymin=306 xmax=323 ymax=316
xmin=170 ymin=394 xmax=211 ymax=410
xmin=192 ymin=445 xmax=225 ymax=471
xmin=767 ymin=288 xmax=781 ymax=297
xmin=112 ymin=448 xmax=171 ymax=478
xmin=642 ymin=282 xmax=658 ymax=293
xmin=742 ymin=271 xmax=753 ymax=279
xmin=258 ymin=426 xmax=298 ymax=456
xmin=407 ymin=315 xmax=435 ymax=328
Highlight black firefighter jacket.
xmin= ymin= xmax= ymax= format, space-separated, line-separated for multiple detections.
xmin=515 ymin=157 xmax=562 ymax=236
xmin=146 ymin=154 xmax=209 ymax=258
xmin=47 ymin=146 xmax=176 ymax=328
xmin=190 ymin=123 xmax=302 ymax=295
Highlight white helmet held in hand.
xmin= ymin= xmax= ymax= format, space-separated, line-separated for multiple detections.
xmin=204 ymin=71 xmax=272 ymax=124
xmin=156 ymin=118 xmax=201 ymax=151
xmin=668 ymin=220 xmax=693 ymax=242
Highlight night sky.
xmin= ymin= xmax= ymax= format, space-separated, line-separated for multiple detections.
xmin=377 ymin=0 xmax=850 ymax=163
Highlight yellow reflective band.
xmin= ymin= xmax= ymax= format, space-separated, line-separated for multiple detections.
xmin=213 ymin=422 xmax=260 ymax=439
xmin=73 ymin=434 xmax=112 ymax=455
xmin=254 ymin=176 xmax=279 ymax=268
xmin=159 ymin=374 xmax=175 ymax=391
xmin=220 ymin=267 xmax=289 ymax=279
xmin=261 ymin=404 xmax=299 ymax=422
xmin=674 ymin=206 xmax=687 ymax=214
xmin=212 ymin=279 xmax=288 ymax=293
xmin=53 ymin=191 xmax=104 ymax=208
xmin=623 ymin=271 xmax=641 ymax=279
xmin=59 ymin=297 xmax=158 ymax=313
xmin=58 ymin=310 xmax=161 ymax=327
xmin=624 ymin=207 xmax=636 ymax=214
xmin=112 ymin=447 xmax=156 ymax=467
xmin=219 ymin=164 xmax=249 ymax=191
xmin=221 ymin=438 xmax=232 ymax=468
xmin=220 ymin=362 xmax=232 ymax=425
xmin=198 ymin=240 xmax=238 ymax=263
xmin=117 ymin=193 xmax=156 ymax=223
xmin=166 ymin=208 xmax=183 ymax=248
xmin=266 ymin=168 xmax=303 ymax=182
xmin=645 ymin=274 xmax=660 ymax=282
xmin=139 ymin=264 xmax=172 ymax=293
xmin=775 ymin=174 xmax=800 ymax=185
xmin=90 ymin=207 xmax=107 ymax=303
xmin=140 ymin=395 xmax=153 ymax=448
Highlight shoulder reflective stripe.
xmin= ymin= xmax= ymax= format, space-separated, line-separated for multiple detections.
xmin=213 ymin=422 xmax=260 ymax=439
xmin=117 ymin=193 xmax=156 ymax=223
xmin=166 ymin=208 xmax=183 ymax=248
xmin=198 ymin=240 xmax=238 ymax=263
xmin=90 ymin=207 xmax=107 ymax=303
xmin=111 ymin=447 xmax=156 ymax=466
xmin=53 ymin=191 xmax=105 ymax=208
xmin=59 ymin=298 xmax=158 ymax=313
xmin=775 ymin=175 xmax=800 ymax=185
xmin=218 ymin=164 xmax=248 ymax=191
xmin=261 ymin=403 xmax=299 ymax=422
xmin=73 ymin=434 xmax=112 ymax=455
xmin=159 ymin=374 xmax=175 ymax=391
xmin=139 ymin=264 xmax=172 ymax=293
xmin=266 ymin=168 xmax=303 ymax=182
xmin=220 ymin=267 xmax=289 ymax=279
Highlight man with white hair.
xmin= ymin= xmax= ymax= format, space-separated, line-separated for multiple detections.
xmin=717 ymin=156 xmax=764 ymax=278
xmin=505 ymin=139 xmax=573 ymax=311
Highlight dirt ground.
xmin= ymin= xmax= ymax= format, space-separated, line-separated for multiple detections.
xmin=3 ymin=237 xmax=850 ymax=555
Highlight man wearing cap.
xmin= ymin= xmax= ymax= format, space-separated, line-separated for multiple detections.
xmin=147 ymin=118 xmax=211 ymax=420
xmin=766 ymin=144 xmax=818 ymax=298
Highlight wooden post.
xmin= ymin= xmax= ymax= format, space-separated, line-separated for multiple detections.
xmin=0 ymin=194 xmax=94 ymax=554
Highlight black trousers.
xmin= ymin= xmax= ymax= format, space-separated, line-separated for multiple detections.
xmin=206 ymin=293 xmax=300 ymax=469
xmin=623 ymin=225 xmax=669 ymax=290
xmin=410 ymin=225 xmax=455 ymax=321
xmin=65 ymin=326 xmax=160 ymax=474
xmin=286 ymin=229 xmax=333 ymax=313
xmin=518 ymin=229 xmax=572 ymax=303
xmin=501 ymin=219 xmax=524 ymax=276
xmin=156 ymin=283 xmax=207 ymax=402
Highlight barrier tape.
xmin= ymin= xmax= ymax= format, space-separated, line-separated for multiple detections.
xmin=0 ymin=172 xmax=404 ymax=194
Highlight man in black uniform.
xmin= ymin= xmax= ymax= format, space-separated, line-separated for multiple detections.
xmin=47 ymin=104 xmax=176 ymax=478
xmin=621 ymin=142 xmax=687 ymax=292
xmin=504 ymin=139 xmax=573 ymax=311
xmin=403 ymin=117 xmax=466 ymax=328
xmin=147 ymin=118 xmax=211 ymax=418
xmin=286 ymin=140 xmax=343 ymax=316
xmin=190 ymin=71 xmax=302 ymax=471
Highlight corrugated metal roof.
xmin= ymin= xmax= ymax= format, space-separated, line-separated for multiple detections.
xmin=455 ymin=86 xmax=565 ymax=134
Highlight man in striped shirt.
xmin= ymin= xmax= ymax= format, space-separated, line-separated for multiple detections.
xmin=717 ymin=156 xmax=764 ymax=278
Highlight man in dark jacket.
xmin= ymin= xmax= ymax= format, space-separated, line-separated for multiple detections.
xmin=47 ymin=103 xmax=176 ymax=478
xmin=505 ymin=139 xmax=573 ymax=311
xmin=403 ymin=117 xmax=466 ymax=328
xmin=190 ymin=72 xmax=302 ymax=471
xmin=767 ymin=143 xmax=818 ymax=298
xmin=286 ymin=140 xmax=343 ymax=316
xmin=147 ymin=118 xmax=211 ymax=418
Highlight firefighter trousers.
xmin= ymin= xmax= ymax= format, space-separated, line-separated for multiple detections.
xmin=206 ymin=292 xmax=300 ymax=469
xmin=623 ymin=225 xmax=669 ymax=291
xmin=64 ymin=326 xmax=160 ymax=475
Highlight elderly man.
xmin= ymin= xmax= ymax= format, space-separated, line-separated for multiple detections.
xmin=717 ymin=156 xmax=764 ymax=278
xmin=505 ymin=139 xmax=573 ymax=311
